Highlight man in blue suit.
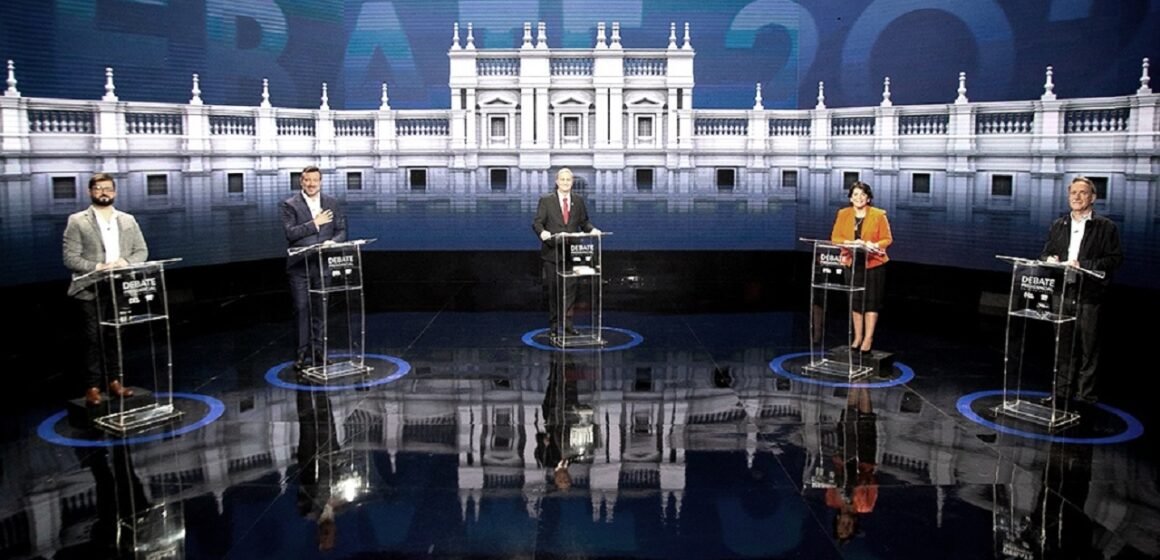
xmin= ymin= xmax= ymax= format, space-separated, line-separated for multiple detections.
xmin=532 ymin=168 xmax=599 ymax=340
xmin=282 ymin=166 xmax=347 ymax=371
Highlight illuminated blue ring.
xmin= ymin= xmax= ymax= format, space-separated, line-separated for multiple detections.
xmin=521 ymin=327 xmax=644 ymax=352
xmin=956 ymin=390 xmax=1144 ymax=444
xmin=37 ymin=392 xmax=225 ymax=448
xmin=265 ymin=353 xmax=412 ymax=392
xmin=769 ymin=352 xmax=915 ymax=388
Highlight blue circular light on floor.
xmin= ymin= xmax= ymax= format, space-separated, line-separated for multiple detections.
xmin=768 ymin=352 xmax=915 ymax=388
xmin=265 ymin=353 xmax=412 ymax=392
xmin=37 ymin=392 xmax=225 ymax=448
xmin=521 ymin=327 xmax=644 ymax=352
xmin=956 ymin=390 xmax=1144 ymax=444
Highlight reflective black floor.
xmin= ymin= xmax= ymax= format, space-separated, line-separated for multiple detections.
xmin=2 ymin=253 xmax=1157 ymax=559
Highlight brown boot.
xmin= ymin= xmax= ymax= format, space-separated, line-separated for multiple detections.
xmin=85 ymin=387 xmax=101 ymax=406
xmin=108 ymin=379 xmax=135 ymax=398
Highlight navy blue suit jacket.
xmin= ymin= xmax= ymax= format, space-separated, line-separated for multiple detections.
xmin=281 ymin=192 xmax=347 ymax=270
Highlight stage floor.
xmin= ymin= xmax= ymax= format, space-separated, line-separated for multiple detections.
xmin=1 ymin=256 xmax=1156 ymax=559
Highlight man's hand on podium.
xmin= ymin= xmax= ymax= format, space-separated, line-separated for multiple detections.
xmin=589 ymin=227 xmax=601 ymax=235
xmin=540 ymin=230 xmax=552 ymax=242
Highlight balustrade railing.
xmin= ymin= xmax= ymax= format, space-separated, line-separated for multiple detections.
xmin=695 ymin=118 xmax=747 ymax=136
xmin=975 ymin=111 xmax=1034 ymax=134
xmin=768 ymin=118 xmax=810 ymax=136
xmin=625 ymin=57 xmax=667 ymax=76
xmin=899 ymin=113 xmax=948 ymax=135
xmin=28 ymin=109 xmax=94 ymax=134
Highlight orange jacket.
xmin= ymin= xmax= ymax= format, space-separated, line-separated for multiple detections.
xmin=831 ymin=206 xmax=892 ymax=269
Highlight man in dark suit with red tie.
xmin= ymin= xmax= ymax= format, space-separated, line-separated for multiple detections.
xmin=282 ymin=166 xmax=347 ymax=371
xmin=532 ymin=168 xmax=599 ymax=339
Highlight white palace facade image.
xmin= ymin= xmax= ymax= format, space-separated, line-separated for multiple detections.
xmin=0 ymin=21 xmax=1158 ymax=557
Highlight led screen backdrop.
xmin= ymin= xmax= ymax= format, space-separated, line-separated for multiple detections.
xmin=0 ymin=1 xmax=1157 ymax=288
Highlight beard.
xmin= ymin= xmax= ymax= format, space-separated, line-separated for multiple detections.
xmin=91 ymin=195 xmax=114 ymax=207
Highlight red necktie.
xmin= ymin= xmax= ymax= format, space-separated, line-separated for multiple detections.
xmin=562 ymin=196 xmax=570 ymax=224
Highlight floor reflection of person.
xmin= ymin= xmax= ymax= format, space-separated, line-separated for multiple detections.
xmin=295 ymin=389 xmax=342 ymax=552
xmin=69 ymin=445 xmax=151 ymax=557
xmin=535 ymin=352 xmax=595 ymax=490
xmin=824 ymin=382 xmax=878 ymax=544
xmin=1025 ymin=442 xmax=1095 ymax=559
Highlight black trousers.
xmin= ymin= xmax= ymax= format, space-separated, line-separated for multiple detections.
xmin=289 ymin=268 xmax=324 ymax=361
xmin=78 ymin=297 xmax=108 ymax=390
xmin=543 ymin=259 xmax=577 ymax=333
xmin=1054 ymin=302 xmax=1102 ymax=402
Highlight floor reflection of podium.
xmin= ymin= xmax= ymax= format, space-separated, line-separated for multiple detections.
xmin=289 ymin=239 xmax=375 ymax=382
xmin=800 ymin=238 xmax=875 ymax=380
xmin=992 ymin=255 xmax=1104 ymax=430
xmin=71 ymin=259 xmax=184 ymax=434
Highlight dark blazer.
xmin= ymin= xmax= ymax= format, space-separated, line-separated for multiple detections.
xmin=62 ymin=207 xmax=149 ymax=299
xmin=532 ymin=191 xmax=594 ymax=262
xmin=281 ymin=192 xmax=347 ymax=270
xmin=1040 ymin=213 xmax=1122 ymax=301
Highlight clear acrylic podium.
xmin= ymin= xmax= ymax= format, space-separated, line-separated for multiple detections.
xmin=801 ymin=238 xmax=874 ymax=380
xmin=73 ymin=258 xmax=183 ymax=434
xmin=288 ymin=239 xmax=374 ymax=382
xmin=993 ymin=255 xmax=1104 ymax=430
xmin=552 ymin=231 xmax=609 ymax=348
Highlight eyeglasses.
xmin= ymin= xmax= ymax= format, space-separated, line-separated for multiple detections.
xmin=90 ymin=185 xmax=116 ymax=193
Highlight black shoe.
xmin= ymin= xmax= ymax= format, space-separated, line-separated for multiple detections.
xmin=294 ymin=360 xmax=308 ymax=372
xmin=1037 ymin=395 xmax=1066 ymax=407
xmin=565 ymin=326 xmax=582 ymax=336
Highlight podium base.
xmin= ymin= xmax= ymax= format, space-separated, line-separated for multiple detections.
xmin=93 ymin=403 xmax=183 ymax=435
xmin=66 ymin=387 xmax=160 ymax=430
xmin=824 ymin=346 xmax=896 ymax=376
xmin=802 ymin=357 xmax=874 ymax=380
xmin=301 ymin=359 xmax=372 ymax=382
xmin=993 ymin=399 xmax=1080 ymax=430
xmin=550 ymin=334 xmax=607 ymax=348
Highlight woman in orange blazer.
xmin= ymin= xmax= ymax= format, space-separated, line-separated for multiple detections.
xmin=830 ymin=181 xmax=893 ymax=354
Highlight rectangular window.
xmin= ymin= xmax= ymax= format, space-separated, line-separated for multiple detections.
xmin=227 ymin=173 xmax=244 ymax=194
xmin=716 ymin=168 xmax=736 ymax=191
xmin=563 ymin=115 xmax=580 ymax=138
xmin=782 ymin=170 xmax=798 ymax=188
xmin=290 ymin=171 xmax=302 ymax=191
xmin=912 ymin=172 xmax=931 ymax=194
xmin=843 ymin=171 xmax=860 ymax=190
xmin=409 ymin=168 xmax=427 ymax=191
xmin=146 ymin=174 xmax=168 ymax=196
xmin=490 ymin=116 xmax=506 ymax=138
xmin=637 ymin=116 xmax=654 ymax=138
xmin=677 ymin=89 xmax=684 ymax=110
xmin=346 ymin=171 xmax=363 ymax=191
xmin=52 ymin=176 xmax=77 ymax=200
xmin=991 ymin=174 xmax=1013 ymax=197
xmin=636 ymin=168 xmax=654 ymax=191
xmin=490 ymin=168 xmax=508 ymax=191
xmin=1088 ymin=176 xmax=1108 ymax=199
